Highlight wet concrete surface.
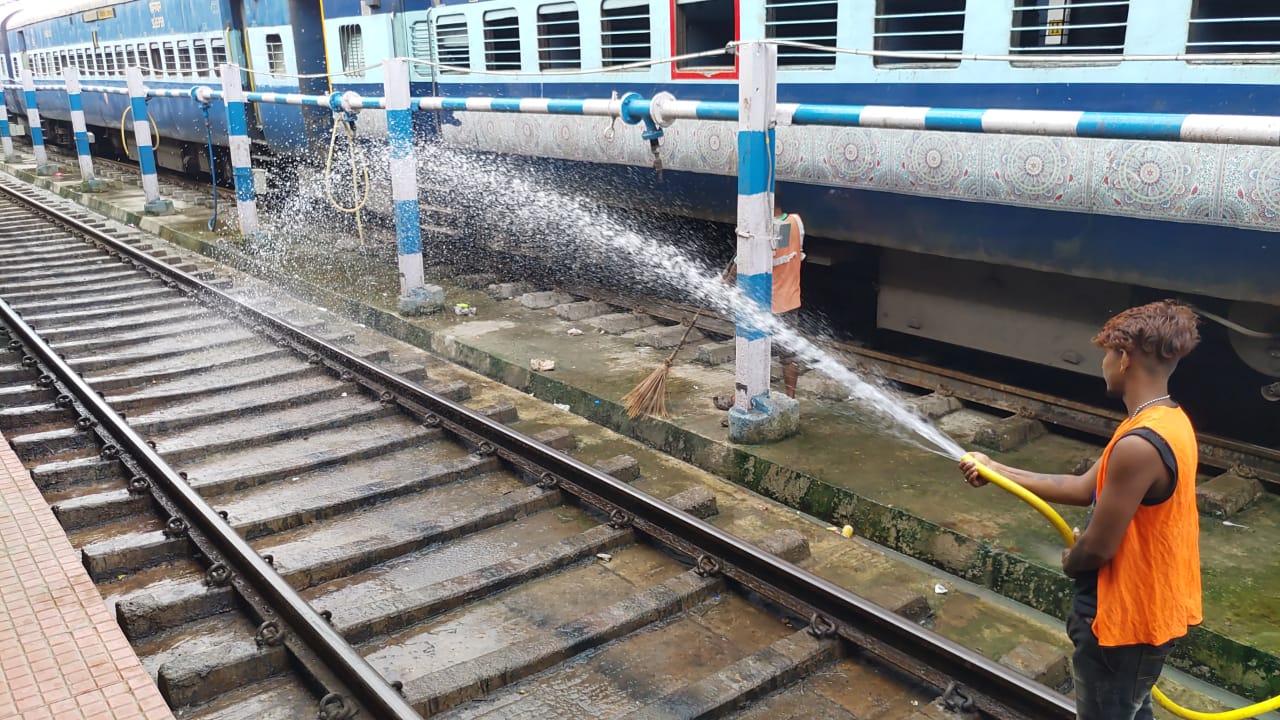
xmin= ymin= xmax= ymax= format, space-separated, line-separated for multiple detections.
xmin=1 ymin=157 xmax=1273 ymax=718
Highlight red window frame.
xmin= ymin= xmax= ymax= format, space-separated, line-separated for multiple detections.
xmin=669 ymin=0 xmax=739 ymax=80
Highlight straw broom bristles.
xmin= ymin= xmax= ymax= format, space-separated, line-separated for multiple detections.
xmin=622 ymin=310 xmax=704 ymax=419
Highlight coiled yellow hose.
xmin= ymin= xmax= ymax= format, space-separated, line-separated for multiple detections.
xmin=961 ymin=454 xmax=1280 ymax=720
xmin=324 ymin=115 xmax=369 ymax=246
xmin=119 ymin=104 xmax=160 ymax=160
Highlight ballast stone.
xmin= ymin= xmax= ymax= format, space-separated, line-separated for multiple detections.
xmin=634 ymin=324 xmax=705 ymax=350
xmin=999 ymin=639 xmax=1071 ymax=693
xmin=695 ymin=341 xmax=735 ymax=367
xmin=973 ymin=415 xmax=1046 ymax=452
xmin=518 ymin=291 xmax=575 ymax=309
xmin=1196 ymin=468 xmax=1264 ymax=518
xmin=585 ymin=313 xmax=657 ymax=335
xmin=398 ymin=284 xmax=446 ymax=315
xmin=553 ymin=301 xmax=611 ymax=322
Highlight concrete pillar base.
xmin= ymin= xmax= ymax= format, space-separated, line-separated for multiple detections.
xmin=728 ymin=393 xmax=799 ymax=444
xmin=80 ymin=178 xmax=110 ymax=193
xmin=143 ymin=198 xmax=175 ymax=216
xmin=35 ymin=163 xmax=59 ymax=177
xmin=397 ymin=284 xmax=445 ymax=316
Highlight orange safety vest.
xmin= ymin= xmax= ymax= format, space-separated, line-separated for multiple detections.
xmin=772 ymin=213 xmax=803 ymax=314
xmin=1092 ymin=405 xmax=1202 ymax=647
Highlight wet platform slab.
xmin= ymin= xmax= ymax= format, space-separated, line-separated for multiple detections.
xmin=0 ymin=428 xmax=175 ymax=720
xmin=3 ymin=153 xmax=1275 ymax=717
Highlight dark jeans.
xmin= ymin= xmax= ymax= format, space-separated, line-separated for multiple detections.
xmin=1067 ymin=611 xmax=1175 ymax=720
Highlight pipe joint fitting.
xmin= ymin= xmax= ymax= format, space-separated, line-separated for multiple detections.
xmin=617 ymin=92 xmax=646 ymax=126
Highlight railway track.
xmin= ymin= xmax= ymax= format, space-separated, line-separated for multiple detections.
xmin=0 ymin=177 xmax=1075 ymax=717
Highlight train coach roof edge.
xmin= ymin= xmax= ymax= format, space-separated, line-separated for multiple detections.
xmin=5 ymin=0 xmax=130 ymax=30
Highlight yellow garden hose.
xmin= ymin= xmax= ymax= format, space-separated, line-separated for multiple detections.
xmin=324 ymin=114 xmax=369 ymax=245
xmin=961 ymin=454 xmax=1280 ymax=720
xmin=118 ymin=104 xmax=160 ymax=160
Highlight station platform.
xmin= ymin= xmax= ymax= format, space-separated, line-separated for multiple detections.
xmin=0 ymin=432 xmax=175 ymax=720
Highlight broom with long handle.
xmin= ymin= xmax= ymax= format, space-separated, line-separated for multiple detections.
xmin=621 ymin=260 xmax=736 ymax=419
xmin=621 ymin=308 xmax=705 ymax=419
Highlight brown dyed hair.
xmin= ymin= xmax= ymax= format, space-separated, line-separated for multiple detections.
xmin=1092 ymin=300 xmax=1201 ymax=364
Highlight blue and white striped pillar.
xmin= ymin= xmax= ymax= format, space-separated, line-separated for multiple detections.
xmin=0 ymin=85 xmax=13 ymax=160
xmin=218 ymin=64 xmax=259 ymax=238
xmin=21 ymin=69 xmax=57 ymax=176
xmin=125 ymin=66 xmax=173 ymax=215
xmin=63 ymin=66 xmax=105 ymax=191
xmin=383 ymin=57 xmax=443 ymax=314
xmin=728 ymin=40 xmax=798 ymax=443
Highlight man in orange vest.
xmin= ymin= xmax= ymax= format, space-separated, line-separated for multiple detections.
xmin=959 ymin=300 xmax=1202 ymax=720
xmin=724 ymin=196 xmax=805 ymax=398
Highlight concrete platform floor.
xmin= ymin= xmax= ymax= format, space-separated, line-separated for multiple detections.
xmin=2 ymin=153 xmax=1276 ymax=717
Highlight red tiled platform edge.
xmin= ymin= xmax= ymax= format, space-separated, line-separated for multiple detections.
xmin=0 ymin=433 xmax=175 ymax=720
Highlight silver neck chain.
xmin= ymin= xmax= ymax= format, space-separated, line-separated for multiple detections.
xmin=1130 ymin=394 xmax=1172 ymax=419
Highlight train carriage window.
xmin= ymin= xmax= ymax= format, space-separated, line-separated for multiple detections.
xmin=766 ymin=0 xmax=838 ymax=67
xmin=151 ymin=43 xmax=164 ymax=76
xmin=537 ymin=2 xmax=582 ymax=70
xmin=96 ymin=49 xmax=106 ymax=75
xmin=339 ymin=24 xmax=366 ymax=77
xmin=177 ymin=40 xmax=193 ymax=76
xmin=104 ymin=47 xmax=115 ymax=75
xmin=127 ymin=46 xmax=138 ymax=70
xmin=601 ymin=0 xmax=650 ymax=66
xmin=1187 ymin=0 xmax=1280 ymax=57
xmin=484 ymin=9 xmax=523 ymax=71
xmin=193 ymin=39 xmax=210 ymax=75
xmin=76 ymin=49 xmax=86 ymax=73
xmin=60 ymin=51 xmax=69 ymax=73
xmin=163 ymin=42 xmax=177 ymax=76
xmin=674 ymin=0 xmax=735 ymax=70
xmin=411 ymin=20 xmax=433 ymax=65
xmin=432 ymin=15 xmax=471 ymax=73
xmin=874 ymin=0 xmax=965 ymax=67
xmin=265 ymin=33 xmax=287 ymax=74
xmin=211 ymin=38 xmax=228 ymax=68
xmin=116 ymin=47 xmax=126 ymax=74
xmin=1011 ymin=0 xmax=1128 ymax=58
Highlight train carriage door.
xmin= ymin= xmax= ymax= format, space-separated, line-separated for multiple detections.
xmin=289 ymin=0 xmax=332 ymax=153
xmin=670 ymin=0 xmax=738 ymax=78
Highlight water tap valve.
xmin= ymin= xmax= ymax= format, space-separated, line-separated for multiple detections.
xmin=641 ymin=118 xmax=664 ymax=179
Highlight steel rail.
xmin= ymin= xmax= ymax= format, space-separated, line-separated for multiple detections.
xmin=0 ymin=179 xmax=1074 ymax=719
